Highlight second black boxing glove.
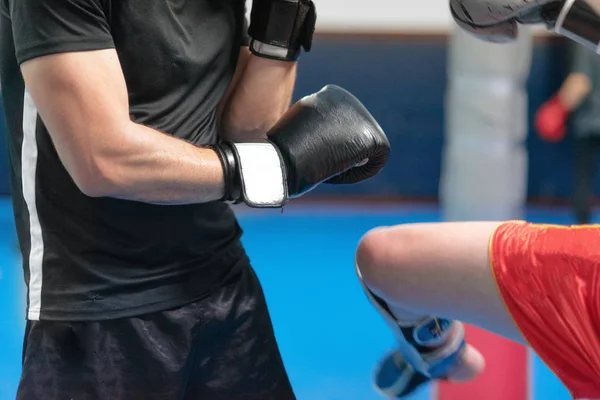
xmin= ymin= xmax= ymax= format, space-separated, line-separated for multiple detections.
xmin=450 ymin=0 xmax=559 ymax=42
xmin=450 ymin=0 xmax=600 ymax=54
xmin=211 ymin=85 xmax=390 ymax=208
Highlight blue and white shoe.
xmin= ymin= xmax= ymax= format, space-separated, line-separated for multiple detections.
xmin=373 ymin=320 xmax=467 ymax=398
xmin=356 ymin=264 xmax=467 ymax=398
xmin=373 ymin=318 xmax=466 ymax=399
xmin=374 ymin=350 xmax=430 ymax=398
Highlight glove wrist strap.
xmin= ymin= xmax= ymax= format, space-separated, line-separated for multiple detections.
xmin=555 ymin=0 xmax=600 ymax=54
xmin=210 ymin=143 xmax=241 ymax=203
xmin=211 ymin=142 xmax=289 ymax=208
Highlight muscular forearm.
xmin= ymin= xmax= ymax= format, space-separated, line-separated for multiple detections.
xmin=85 ymin=122 xmax=224 ymax=205
xmin=558 ymin=73 xmax=592 ymax=111
xmin=220 ymin=55 xmax=297 ymax=141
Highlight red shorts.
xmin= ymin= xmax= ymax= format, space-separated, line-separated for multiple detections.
xmin=490 ymin=221 xmax=600 ymax=399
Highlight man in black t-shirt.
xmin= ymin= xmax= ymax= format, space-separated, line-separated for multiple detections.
xmin=0 ymin=0 xmax=391 ymax=399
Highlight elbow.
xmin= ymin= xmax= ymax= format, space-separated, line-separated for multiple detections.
xmin=72 ymin=170 xmax=115 ymax=198
xmin=67 ymin=123 xmax=135 ymax=198
xmin=75 ymin=176 xmax=112 ymax=198
xmin=69 ymin=158 xmax=122 ymax=198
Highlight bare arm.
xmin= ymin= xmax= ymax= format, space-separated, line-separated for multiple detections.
xmin=218 ymin=48 xmax=297 ymax=141
xmin=558 ymin=73 xmax=592 ymax=111
xmin=216 ymin=48 xmax=251 ymax=127
xmin=21 ymin=49 xmax=225 ymax=204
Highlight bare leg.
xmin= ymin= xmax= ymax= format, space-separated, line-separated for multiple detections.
xmin=355 ymin=221 xmax=528 ymax=395
xmin=356 ymin=221 xmax=524 ymax=344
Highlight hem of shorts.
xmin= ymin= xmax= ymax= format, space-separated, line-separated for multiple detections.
xmin=488 ymin=220 xmax=578 ymax=400
xmin=29 ymin=291 xmax=220 ymax=322
xmin=487 ymin=221 xmax=533 ymax=345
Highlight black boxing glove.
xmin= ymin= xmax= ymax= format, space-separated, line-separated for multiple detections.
xmin=211 ymin=85 xmax=390 ymax=208
xmin=450 ymin=0 xmax=600 ymax=54
xmin=248 ymin=0 xmax=317 ymax=61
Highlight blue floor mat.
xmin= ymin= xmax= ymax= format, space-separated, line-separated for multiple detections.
xmin=0 ymin=199 xmax=577 ymax=399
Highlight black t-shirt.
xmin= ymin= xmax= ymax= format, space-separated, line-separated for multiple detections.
xmin=0 ymin=0 xmax=250 ymax=321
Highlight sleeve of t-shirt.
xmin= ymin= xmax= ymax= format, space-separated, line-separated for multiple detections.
xmin=241 ymin=16 xmax=250 ymax=46
xmin=240 ymin=2 xmax=250 ymax=46
xmin=569 ymin=43 xmax=595 ymax=77
xmin=9 ymin=0 xmax=115 ymax=65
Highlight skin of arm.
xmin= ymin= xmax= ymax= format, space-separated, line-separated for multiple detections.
xmin=21 ymin=49 xmax=226 ymax=205
xmin=557 ymin=73 xmax=592 ymax=111
xmin=218 ymin=47 xmax=298 ymax=142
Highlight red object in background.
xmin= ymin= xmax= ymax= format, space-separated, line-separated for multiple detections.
xmin=436 ymin=325 xmax=529 ymax=400
xmin=535 ymin=95 xmax=568 ymax=142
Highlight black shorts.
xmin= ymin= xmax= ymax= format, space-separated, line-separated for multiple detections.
xmin=17 ymin=265 xmax=295 ymax=400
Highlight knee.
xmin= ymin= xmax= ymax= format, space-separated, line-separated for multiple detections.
xmin=355 ymin=226 xmax=413 ymax=295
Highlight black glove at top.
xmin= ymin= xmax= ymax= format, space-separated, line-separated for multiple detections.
xmin=450 ymin=0 xmax=600 ymax=54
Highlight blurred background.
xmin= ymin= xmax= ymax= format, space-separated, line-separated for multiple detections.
xmin=0 ymin=1 xmax=586 ymax=399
